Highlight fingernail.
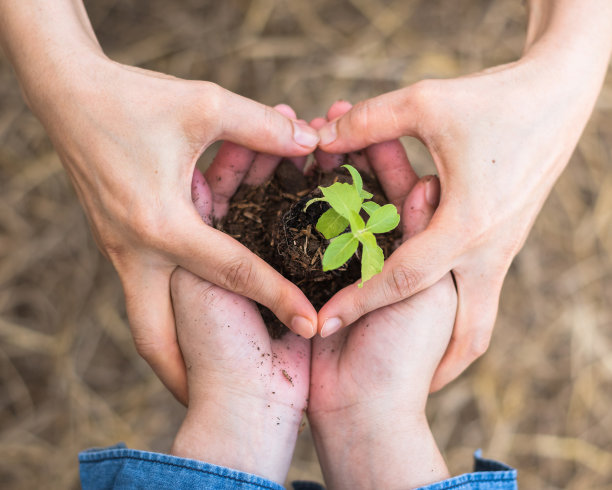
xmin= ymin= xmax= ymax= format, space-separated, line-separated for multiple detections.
xmin=321 ymin=317 xmax=343 ymax=338
xmin=291 ymin=315 xmax=316 ymax=338
xmin=318 ymin=121 xmax=338 ymax=146
xmin=293 ymin=121 xmax=320 ymax=148
xmin=425 ymin=176 xmax=440 ymax=207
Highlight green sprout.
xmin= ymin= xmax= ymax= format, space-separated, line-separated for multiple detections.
xmin=304 ymin=164 xmax=400 ymax=287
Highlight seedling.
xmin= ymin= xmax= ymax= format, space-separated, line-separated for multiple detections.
xmin=304 ymin=164 xmax=400 ymax=287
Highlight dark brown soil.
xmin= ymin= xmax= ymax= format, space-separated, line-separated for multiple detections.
xmin=217 ymin=160 xmax=401 ymax=337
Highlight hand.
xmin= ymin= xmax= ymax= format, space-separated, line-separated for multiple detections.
xmin=314 ymin=1 xmax=612 ymax=391
xmin=169 ymin=268 xmax=310 ymax=484
xmin=308 ymin=173 xmax=456 ymax=489
xmin=170 ymin=152 xmax=310 ymax=484
xmin=2 ymin=7 xmax=321 ymax=402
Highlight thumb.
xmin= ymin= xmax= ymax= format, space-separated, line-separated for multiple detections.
xmin=216 ymin=86 xmax=319 ymax=156
xmin=317 ymin=84 xmax=426 ymax=153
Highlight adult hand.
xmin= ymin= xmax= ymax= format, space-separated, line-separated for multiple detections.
xmin=0 ymin=1 xmax=320 ymax=403
xmin=308 ymin=174 xmax=456 ymax=489
xmin=315 ymin=0 xmax=612 ymax=391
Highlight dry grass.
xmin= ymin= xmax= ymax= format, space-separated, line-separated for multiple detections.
xmin=1 ymin=1 xmax=611 ymax=488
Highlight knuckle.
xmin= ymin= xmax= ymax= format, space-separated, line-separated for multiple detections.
xmin=347 ymin=100 xmax=374 ymax=140
xmin=196 ymin=81 xmax=223 ymax=121
xmin=388 ymin=262 xmax=422 ymax=299
xmin=218 ymin=257 xmax=255 ymax=295
xmin=170 ymin=267 xmax=196 ymax=297
xmin=129 ymin=208 xmax=167 ymax=249
xmin=467 ymin=334 xmax=490 ymax=359
xmin=405 ymin=79 xmax=441 ymax=131
xmin=133 ymin=334 xmax=170 ymax=362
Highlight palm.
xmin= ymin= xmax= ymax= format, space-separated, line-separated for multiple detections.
xmin=310 ymin=275 xmax=455 ymax=417
xmin=173 ymin=277 xmax=310 ymax=410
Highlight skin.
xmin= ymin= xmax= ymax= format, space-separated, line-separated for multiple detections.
xmin=169 ymin=268 xmax=310 ymax=484
xmin=315 ymin=0 xmax=612 ymax=391
xmin=172 ymin=133 xmax=455 ymax=488
xmin=0 ymin=1 xmax=320 ymax=404
xmin=170 ymin=135 xmax=310 ymax=484
xmin=308 ymin=176 xmax=456 ymax=489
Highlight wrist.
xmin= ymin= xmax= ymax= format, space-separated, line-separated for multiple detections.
xmin=0 ymin=1 xmax=106 ymax=114
xmin=20 ymin=49 xmax=111 ymax=120
xmin=172 ymin=392 xmax=303 ymax=484
xmin=522 ymin=0 xmax=612 ymax=94
xmin=310 ymin=403 xmax=448 ymax=489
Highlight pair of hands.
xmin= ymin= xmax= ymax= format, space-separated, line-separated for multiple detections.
xmin=169 ymin=139 xmax=455 ymax=488
xmin=4 ymin=0 xmax=611 ymax=405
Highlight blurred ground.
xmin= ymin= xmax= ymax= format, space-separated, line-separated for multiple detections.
xmin=1 ymin=0 xmax=611 ymax=488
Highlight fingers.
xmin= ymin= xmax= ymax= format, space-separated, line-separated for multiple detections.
xmin=318 ymin=178 xmax=453 ymax=337
xmin=243 ymin=105 xmax=298 ymax=186
xmin=310 ymin=101 xmax=371 ymax=174
xmin=217 ymin=87 xmax=319 ymax=156
xmin=191 ymin=167 xmax=213 ymax=224
xmin=326 ymin=101 xmax=372 ymax=175
xmin=122 ymin=264 xmax=188 ymax=405
xmin=429 ymin=274 xmax=500 ymax=392
xmin=310 ymin=117 xmax=345 ymax=172
xmin=402 ymin=176 xmax=440 ymax=240
xmin=317 ymin=87 xmax=423 ymax=153
xmin=172 ymin=209 xmax=317 ymax=339
xmin=366 ymin=140 xmax=420 ymax=211
xmin=204 ymin=141 xmax=255 ymax=219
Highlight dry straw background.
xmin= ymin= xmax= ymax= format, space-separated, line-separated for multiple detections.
xmin=1 ymin=0 xmax=612 ymax=488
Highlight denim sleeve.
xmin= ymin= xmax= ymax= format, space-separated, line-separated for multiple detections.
xmin=80 ymin=445 xmax=516 ymax=490
xmin=293 ymin=451 xmax=516 ymax=490
xmin=79 ymin=443 xmax=285 ymax=490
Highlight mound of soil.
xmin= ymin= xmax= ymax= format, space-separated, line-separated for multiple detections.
xmin=217 ymin=160 xmax=400 ymax=337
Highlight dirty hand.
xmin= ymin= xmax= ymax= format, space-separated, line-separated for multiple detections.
xmin=315 ymin=0 xmax=612 ymax=391
xmin=308 ymin=176 xmax=456 ymax=489
xmin=169 ymin=154 xmax=310 ymax=484
xmin=0 ymin=1 xmax=319 ymax=404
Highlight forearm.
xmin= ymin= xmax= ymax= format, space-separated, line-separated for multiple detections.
xmin=524 ymin=0 xmax=612 ymax=93
xmin=310 ymin=406 xmax=449 ymax=490
xmin=0 ymin=0 xmax=103 ymax=110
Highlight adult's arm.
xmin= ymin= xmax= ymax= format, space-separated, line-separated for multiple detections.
xmin=315 ymin=0 xmax=612 ymax=391
xmin=0 ymin=0 xmax=319 ymax=403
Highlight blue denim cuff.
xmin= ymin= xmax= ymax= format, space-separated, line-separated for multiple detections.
xmin=79 ymin=443 xmax=285 ymax=490
xmin=293 ymin=450 xmax=516 ymax=490
xmin=80 ymin=445 xmax=516 ymax=490
xmin=414 ymin=450 xmax=517 ymax=490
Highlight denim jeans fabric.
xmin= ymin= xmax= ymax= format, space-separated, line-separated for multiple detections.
xmin=79 ymin=443 xmax=284 ymax=490
xmin=413 ymin=450 xmax=517 ymax=490
xmin=80 ymin=444 xmax=517 ymax=490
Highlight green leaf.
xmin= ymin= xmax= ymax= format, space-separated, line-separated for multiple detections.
xmin=316 ymin=208 xmax=349 ymax=239
xmin=321 ymin=182 xmax=362 ymax=219
xmin=342 ymin=164 xmax=363 ymax=195
xmin=322 ymin=232 xmax=359 ymax=271
xmin=304 ymin=196 xmax=327 ymax=211
xmin=342 ymin=164 xmax=373 ymax=199
xmin=357 ymin=232 xmax=384 ymax=287
xmin=348 ymin=210 xmax=366 ymax=234
xmin=361 ymin=201 xmax=381 ymax=216
xmin=365 ymin=204 xmax=400 ymax=234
